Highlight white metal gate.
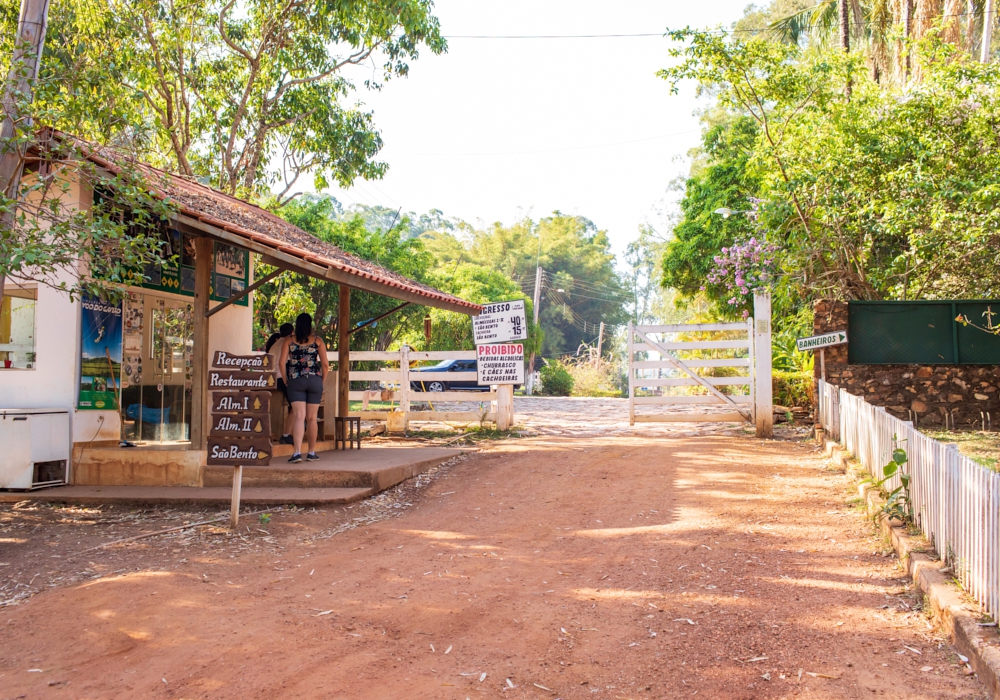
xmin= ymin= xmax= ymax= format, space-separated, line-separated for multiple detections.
xmin=627 ymin=321 xmax=753 ymax=424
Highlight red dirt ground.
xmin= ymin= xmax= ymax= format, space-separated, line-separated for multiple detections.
xmin=0 ymin=433 xmax=988 ymax=699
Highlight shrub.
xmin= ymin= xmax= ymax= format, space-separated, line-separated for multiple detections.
xmin=772 ymin=369 xmax=813 ymax=408
xmin=539 ymin=360 xmax=575 ymax=396
xmin=567 ymin=358 xmax=623 ymax=398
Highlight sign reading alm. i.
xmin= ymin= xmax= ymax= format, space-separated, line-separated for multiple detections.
xmin=796 ymin=331 xmax=848 ymax=352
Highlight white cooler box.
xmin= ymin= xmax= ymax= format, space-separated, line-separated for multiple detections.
xmin=0 ymin=408 xmax=70 ymax=489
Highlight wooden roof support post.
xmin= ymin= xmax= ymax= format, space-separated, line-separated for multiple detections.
xmin=190 ymin=236 xmax=213 ymax=449
xmin=338 ymin=285 xmax=350 ymax=418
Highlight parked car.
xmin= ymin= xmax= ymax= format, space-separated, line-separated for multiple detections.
xmin=410 ymin=359 xmax=486 ymax=392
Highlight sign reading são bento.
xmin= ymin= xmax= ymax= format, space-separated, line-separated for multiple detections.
xmin=471 ymin=300 xmax=527 ymax=385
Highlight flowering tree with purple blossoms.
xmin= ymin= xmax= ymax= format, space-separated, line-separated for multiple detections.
xmin=705 ymin=235 xmax=780 ymax=319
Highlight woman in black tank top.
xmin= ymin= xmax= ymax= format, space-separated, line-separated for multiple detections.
xmin=277 ymin=313 xmax=329 ymax=462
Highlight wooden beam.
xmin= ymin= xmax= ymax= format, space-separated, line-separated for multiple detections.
xmin=206 ymin=267 xmax=284 ymax=318
xmin=338 ymin=286 xmax=350 ymax=418
xmin=348 ymin=302 xmax=410 ymax=335
xmin=175 ymin=214 xmax=479 ymax=316
xmin=190 ymin=235 xmax=213 ymax=450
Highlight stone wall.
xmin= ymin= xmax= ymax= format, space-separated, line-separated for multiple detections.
xmin=814 ymin=300 xmax=1000 ymax=429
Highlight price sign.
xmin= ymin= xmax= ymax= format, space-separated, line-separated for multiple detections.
xmin=473 ymin=299 xmax=527 ymax=344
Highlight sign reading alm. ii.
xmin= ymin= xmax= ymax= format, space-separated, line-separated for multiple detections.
xmin=472 ymin=299 xmax=527 ymax=344
xmin=796 ymin=331 xmax=848 ymax=352
xmin=477 ymin=343 xmax=525 ymax=385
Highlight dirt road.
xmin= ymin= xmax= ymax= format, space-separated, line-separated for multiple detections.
xmin=0 ymin=428 xmax=987 ymax=698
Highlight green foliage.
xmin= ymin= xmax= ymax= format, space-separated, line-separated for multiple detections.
xmin=861 ymin=442 xmax=912 ymax=524
xmin=660 ymin=25 xmax=1000 ymax=341
xmin=422 ymin=213 xmax=628 ymax=357
xmin=411 ymin=263 xmax=541 ymax=356
xmin=3 ymin=0 xmax=445 ymax=200
xmin=253 ymin=195 xmax=433 ymax=349
xmin=772 ymin=369 xmax=813 ymax=408
xmin=259 ymin=513 xmax=271 ymax=525
xmin=566 ymin=358 xmax=623 ymax=398
xmin=661 ymin=116 xmax=762 ymax=317
xmin=538 ymin=360 xmax=574 ymax=397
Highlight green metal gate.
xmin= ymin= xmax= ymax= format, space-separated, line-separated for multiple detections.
xmin=848 ymin=301 xmax=1000 ymax=365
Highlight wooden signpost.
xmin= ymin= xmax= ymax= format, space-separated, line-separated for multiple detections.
xmin=207 ymin=353 xmax=273 ymax=527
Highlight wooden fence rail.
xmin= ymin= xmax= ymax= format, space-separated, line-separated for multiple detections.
xmin=323 ymin=348 xmax=513 ymax=430
xmin=817 ymin=379 xmax=1000 ymax=622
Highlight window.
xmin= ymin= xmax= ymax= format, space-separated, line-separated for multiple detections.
xmin=0 ymin=287 xmax=37 ymax=369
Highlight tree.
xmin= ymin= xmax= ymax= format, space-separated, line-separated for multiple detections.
xmin=3 ymin=0 xmax=446 ymax=202
xmin=253 ymin=195 xmax=434 ymax=350
xmin=661 ymin=116 xmax=762 ymax=316
xmin=661 ymin=27 xmax=1000 ymax=313
xmin=422 ymin=213 xmax=629 ymax=358
xmin=407 ymin=262 xmax=540 ymax=355
xmin=1 ymin=0 xmax=173 ymax=308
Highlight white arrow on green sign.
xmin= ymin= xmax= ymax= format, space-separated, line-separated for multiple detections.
xmin=796 ymin=331 xmax=848 ymax=352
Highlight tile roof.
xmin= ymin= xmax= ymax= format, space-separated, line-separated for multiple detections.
xmin=51 ymin=132 xmax=481 ymax=314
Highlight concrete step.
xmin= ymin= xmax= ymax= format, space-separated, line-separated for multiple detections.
xmin=202 ymin=448 xmax=458 ymax=490
xmin=0 ymin=485 xmax=374 ymax=506
xmin=202 ymin=464 xmax=373 ymax=489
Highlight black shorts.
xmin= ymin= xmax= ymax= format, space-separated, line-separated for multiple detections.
xmin=286 ymin=375 xmax=323 ymax=405
xmin=276 ymin=378 xmax=289 ymax=402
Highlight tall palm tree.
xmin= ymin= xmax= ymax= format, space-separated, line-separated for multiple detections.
xmin=769 ymin=0 xmax=984 ymax=83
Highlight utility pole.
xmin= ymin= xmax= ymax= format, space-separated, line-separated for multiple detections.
xmin=595 ymin=321 xmax=605 ymax=366
xmin=0 ymin=0 xmax=51 ymax=312
xmin=526 ymin=265 xmax=542 ymax=395
xmin=983 ymin=0 xmax=996 ymax=63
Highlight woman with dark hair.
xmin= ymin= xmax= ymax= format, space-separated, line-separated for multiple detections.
xmin=266 ymin=323 xmax=295 ymax=444
xmin=277 ymin=313 xmax=329 ymax=462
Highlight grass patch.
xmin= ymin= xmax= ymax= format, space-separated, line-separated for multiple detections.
xmin=350 ymin=400 xmax=396 ymax=412
xmin=921 ymin=429 xmax=1000 ymax=471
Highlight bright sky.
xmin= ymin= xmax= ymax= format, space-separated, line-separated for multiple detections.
xmin=331 ymin=0 xmax=751 ymax=261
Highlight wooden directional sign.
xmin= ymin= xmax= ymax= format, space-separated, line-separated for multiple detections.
xmin=211 ymin=391 xmax=271 ymax=414
xmin=208 ymin=369 xmax=277 ymax=390
xmin=796 ymin=330 xmax=848 ymax=352
xmin=210 ymin=413 xmax=271 ymax=438
xmin=207 ymin=437 xmax=272 ymax=466
xmin=212 ymin=351 xmax=274 ymax=370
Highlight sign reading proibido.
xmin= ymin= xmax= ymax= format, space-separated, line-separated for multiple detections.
xmin=796 ymin=330 xmax=848 ymax=352
xmin=476 ymin=343 xmax=525 ymax=385
xmin=472 ymin=299 xmax=527 ymax=344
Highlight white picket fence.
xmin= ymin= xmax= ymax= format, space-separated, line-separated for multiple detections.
xmin=817 ymin=379 xmax=1000 ymax=621
xmin=327 ymin=348 xmax=513 ymax=429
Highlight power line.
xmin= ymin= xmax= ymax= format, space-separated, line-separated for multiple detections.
xmin=441 ymin=11 xmax=985 ymax=40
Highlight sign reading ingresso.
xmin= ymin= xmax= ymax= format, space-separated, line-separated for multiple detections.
xmin=472 ymin=299 xmax=527 ymax=344
xmin=796 ymin=330 xmax=848 ymax=352
xmin=476 ymin=343 xmax=525 ymax=385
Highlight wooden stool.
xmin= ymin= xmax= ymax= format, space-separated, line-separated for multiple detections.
xmin=334 ymin=416 xmax=361 ymax=450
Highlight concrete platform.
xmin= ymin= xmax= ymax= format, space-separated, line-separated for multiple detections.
xmin=1 ymin=446 xmax=463 ymax=506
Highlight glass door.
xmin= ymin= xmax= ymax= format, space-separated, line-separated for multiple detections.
xmin=120 ymin=295 xmax=193 ymax=444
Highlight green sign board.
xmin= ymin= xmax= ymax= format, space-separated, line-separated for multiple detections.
xmin=138 ymin=231 xmax=249 ymax=305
